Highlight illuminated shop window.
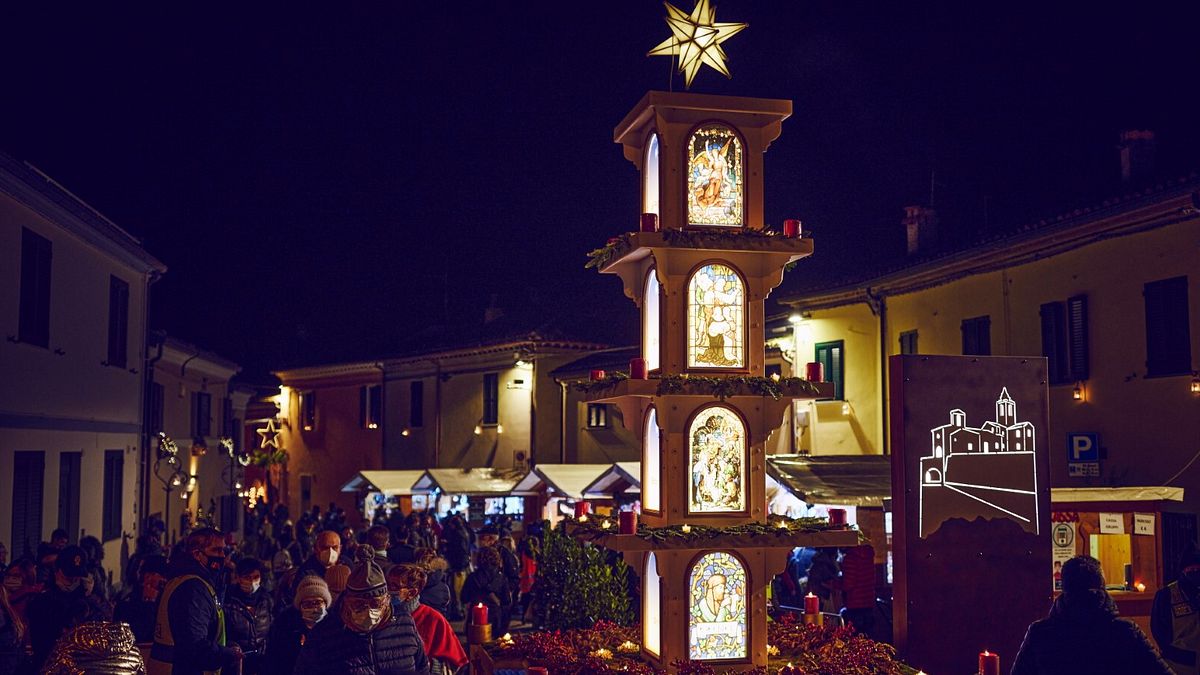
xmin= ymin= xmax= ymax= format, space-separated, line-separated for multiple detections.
xmin=688 ymin=551 xmax=747 ymax=660
xmin=644 ymin=133 xmax=660 ymax=216
xmin=643 ymin=407 xmax=662 ymax=512
xmin=644 ymin=268 xmax=661 ymax=371
xmin=687 ymin=124 xmax=743 ymax=226
xmin=687 ymin=263 xmax=745 ymax=369
xmin=687 ymin=406 xmax=746 ymax=513
xmin=643 ymin=552 xmax=661 ymax=657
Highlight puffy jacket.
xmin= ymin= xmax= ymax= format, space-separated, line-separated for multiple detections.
xmin=224 ymin=585 xmax=273 ymax=653
xmin=419 ymin=568 xmax=451 ymax=615
xmin=26 ymin=582 xmax=111 ymax=670
xmin=1011 ymin=589 xmax=1173 ymax=675
xmin=294 ymin=605 xmax=429 ymax=675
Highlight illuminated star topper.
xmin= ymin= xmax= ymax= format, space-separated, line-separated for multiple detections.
xmin=648 ymin=0 xmax=747 ymax=89
xmin=256 ymin=418 xmax=281 ymax=450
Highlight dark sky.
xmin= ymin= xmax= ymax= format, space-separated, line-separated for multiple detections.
xmin=4 ymin=3 xmax=1199 ymax=377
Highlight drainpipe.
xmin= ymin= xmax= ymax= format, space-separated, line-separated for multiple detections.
xmin=557 ymin=379 xmax=568 ymax=463
xmin=139 ymin=273 xmax=164 ymax=536
xmin=865 ymin=288 xmax=889 ymax=455
xmin=529 ymin=358 xmax=537 ymax=467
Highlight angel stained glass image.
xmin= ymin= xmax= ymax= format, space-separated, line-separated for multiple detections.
xmin=688 ymin=551 xmax=747 ymax=660
xmin=687 ymin=406 xmax=746 ymax=513
xmin=687 ymin=263 xmax=745 ymax=369
xmin=687 ymin=124 xmax=743 ymax=226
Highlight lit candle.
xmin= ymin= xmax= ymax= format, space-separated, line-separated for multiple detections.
xmin=472 ymin=602 xmax=489 ymax=627
xmin=804 ymin=592 xmax=819 ymax=615
xmin=778 ymin=663 xmax=799 ymax=675
xmin=805 ymin=361 xmax=824 ymax=382
xmin=1136 ymin=581 xmax=1147 ymax=592
xmin=640 ymin=213 xmax=659 ymax=233
xmin=590 ymin=369 xmax=606 ymax=381
xmin=828 ymin=508 xmax=848 ymax=527
xmin=979 ymin=650 xmax=1000 ymax=675
xmin=619 ymin=510 xmax=638 ymax=534
xmin=575 ymin=501 xmax=591 ymax=518
xmin=600 ymin=519 xmax=611 ymax=530
xmin=783 ymin=219 xmax=801 ymax=238
xmin=630 ymin=357 xmax=648 ymax=380
xmin=681 ymin=524 xmax=691 ymax=534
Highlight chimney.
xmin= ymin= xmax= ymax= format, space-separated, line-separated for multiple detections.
xmin=903 ymin=205 xmax=939 ymax=256
xmin=1117 ymin=130 xmax=1155 ymax=182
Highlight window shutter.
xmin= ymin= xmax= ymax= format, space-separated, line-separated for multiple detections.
xmin=360 ymin=386 xmax=368 ymax=428
xmin=1067 ymin=295 xmax=1089 ymax=381
xmin=1144 ymin=277 xmax=1191 ymax=377
xmin=1040 ymin=302 xmax=1067 ymax=384
xmin=11 ymin=452 xmax=45 ymax=558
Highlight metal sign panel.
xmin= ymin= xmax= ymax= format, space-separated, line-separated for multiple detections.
xmin=1067 ymin=432 xmax=1099 ymax=463
xmin=890 ymin=355 xmax=1051 ymax=675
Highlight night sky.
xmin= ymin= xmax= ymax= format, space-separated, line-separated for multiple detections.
xmin=4 ymin=3 xmax=1199 ymax=378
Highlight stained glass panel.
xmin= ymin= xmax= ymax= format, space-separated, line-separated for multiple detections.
xmin=687 ymin=406 xmax=746 ymax=513
xmin=688 ymin=551 xmax=747 ymax=660
xmin=687 ymin=124 xmax=743 ymax=226
xmin=644 ymin=553 xmax=661 ymax=657
xmin=687 ymin=263 xmax=745 ymax=369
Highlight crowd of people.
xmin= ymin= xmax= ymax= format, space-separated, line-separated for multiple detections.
xmin=0 ymin=503 xmax=542 ymax=674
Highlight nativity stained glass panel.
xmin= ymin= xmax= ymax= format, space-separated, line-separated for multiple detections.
xmin=688 ymin=551 xmax=747 ymax=660
xmin=687 ymin=124 xmax=743 ymax=226
xmin=687 ymin=406 xmax=746 ymax=513
xmin=687 ymin=263 xmax=745 ymax=369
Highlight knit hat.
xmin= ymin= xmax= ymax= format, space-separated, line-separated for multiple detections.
xmin=324 ymin=564 xmax=350 ymax=595
xmin=345 ymin=546 xmax=387 ymax=597
xmin=294 ymin=575 xmax=332 ymax=609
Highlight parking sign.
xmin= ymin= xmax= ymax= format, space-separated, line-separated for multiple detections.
xmin=1067 ymin=433 xmax=1099 ymax=462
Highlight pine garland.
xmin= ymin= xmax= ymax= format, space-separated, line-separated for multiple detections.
xmin=574 ymin=374 xmax=822 ymax=400
xmin=570 ymin=515 xmax=858 ymax=546
xmin=585 ymin=227 xmax=808 ymax=270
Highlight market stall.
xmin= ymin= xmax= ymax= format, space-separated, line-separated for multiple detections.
xmin=580 ymin=461 xmax=642 ymax=513
xmin=411 ymin=467 xmax=530 ymax=525
xmin=340 ymin=470 xmax=426 ymax=522
xmin=511 ymin=463 xmax=613 ymax=525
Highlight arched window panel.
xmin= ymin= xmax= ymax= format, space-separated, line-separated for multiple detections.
xmin=687 ymin=406 xmax=746 ymax=513
xmin=643 ymin=132 xmax=660 ymax=217
xmin=643 ymin=552 xmax=661 ymax=657
xmin=643 ymin=407 xmax=662 ymax=512
xmin=687 ymin=263 xmax=746 ymax=369
xmin=643 ymin=269 xmax=661 ymax=372
xmin=688 ymin=551 xmax=747 ymax=660
xmin=687 ymin=124 xmax=744 ymax=226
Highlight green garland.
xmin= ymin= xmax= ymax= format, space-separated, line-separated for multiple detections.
xmin=571 ymin=515 xmax=857 ymax=546
xmin=585 ymin=227 xmax=807 ymax=270
xmin=574 ymin=374 xmax=822 ymax=400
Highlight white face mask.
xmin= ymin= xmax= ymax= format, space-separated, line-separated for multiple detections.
xmin=318 ymin=549 xmax=339 ymax=566
xmin=349 ymin=606 xmax=385 ymax=632
xmin=239 ymin=580 xmax=261 ymax=594
xmin=301 ymin=605 xmax=327 ymax=627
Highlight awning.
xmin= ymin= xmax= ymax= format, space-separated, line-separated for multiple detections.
xmin=511 ymin=464 xmax=613 ymax=500
xmin=767 ymin=454 xmax=891 ymax=508
xmin=583 ymin=461 xmax=642 ymax=497
xmin=413 ymin=467 xmax=529 ymax=496
xmin=340 ymin=470 xmax=426 ymax=496
xmin=1050 ymin=486 xmax=1185 ymax=503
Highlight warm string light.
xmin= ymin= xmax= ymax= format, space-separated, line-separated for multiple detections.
xmin=680 ymin=524 xmax=691 ymax=533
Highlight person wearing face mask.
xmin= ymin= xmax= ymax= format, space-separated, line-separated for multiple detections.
xmin=278 ymin=530 xmax=347 ymax=614
xmin=114 ymin=554 xmax=168 ymax=642
xmin=224 ymin=558 xmax=273 ymax=674
xmin=295 ymin=547 xmax=429 ymax=675
xmin=387 ymin=564 xmax=466 ymax=675
xmin=1152 ymin=549 xmax=1200 ymax=675
xmin=264 ymin=576 xmax=330 ymax=675
xmin=147 ymin=527 xmax=242 ymax=675
xmin=26 ymin=545 xmax=110 ymax=671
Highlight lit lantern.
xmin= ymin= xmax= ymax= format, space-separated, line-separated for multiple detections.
xmin=1072 ymin=382 xmax=1084 ymax=401
xmin=1191 ymin=374 xmax=1200 ymax=395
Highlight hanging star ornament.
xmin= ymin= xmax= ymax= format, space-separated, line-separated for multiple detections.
xmin=256 ymin=418 xmax=282 ymax=450
xmin=648 ymin=0 xmax=747 ymax=89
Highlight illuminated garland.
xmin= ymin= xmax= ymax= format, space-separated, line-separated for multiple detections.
xmin=574 ymin=374 xmax=822 ymax=400
xmin=570 ymin=516 xmax=859 ymax=546
xmin=585 ymin=227 xmax=805 ymax=270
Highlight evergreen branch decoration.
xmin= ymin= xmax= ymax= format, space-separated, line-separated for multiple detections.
xmin=585 ymin=227 xmax=809 ymax=270
xmin=573 ymin=374 xmax=822 ymax=400
xmin=570 ymin=515 xmax=860 ymax=546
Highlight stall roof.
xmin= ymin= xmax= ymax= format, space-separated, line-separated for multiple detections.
xmin=340 ymin=470 xmax=426 ymax=496
xmin=512 ymin=464 xmax=613 ymax=500
xmin=413 ymin=468 xmax=528 ymax=496
xmin=583 ymin=461 xmax=642 ymax=497
xmin=767 ymin=454 xmax=891 ymax=507
xmin=1050 ymin=486 xmax=1185 ymax=503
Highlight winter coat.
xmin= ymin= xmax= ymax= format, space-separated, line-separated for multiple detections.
xmin=113 ymin=593 xmax=158 ymax=643
xmin=148 ymin=558 xmax=240 ymax=675
xmin=0 ymin=602 xmax=21 ymax=675
xmin=1011 ymin=589 xmax=1173 ymax=675
xmin=294 ymin=606 xmax=429 ymax=675
xmin=498 ymin=546 xmax=521 ymax=589
xmin=264 ymin=607 xmax=310 ymax=675
xmin=441 ymin=529 xmax=470 ymax=573
xmin=26 ymin=582 xmax=111 ymax=670
xmin=419 ymin=568 xmax=451 ymax=615
xmin=224 ymin=585 xmax=274 ymax=654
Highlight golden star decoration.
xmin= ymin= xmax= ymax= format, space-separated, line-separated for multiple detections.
xmin=256 ymin=418 xmax=282 ymax=449
xmin=648 ymin=0 xmax=747 ymax=89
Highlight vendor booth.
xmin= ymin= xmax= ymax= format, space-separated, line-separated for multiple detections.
xmin=511 ymin=463 xmax=612 ymax=525
xmin=340 ymin=470 xmax=426 ymax=521
xmin=580 ymin=461 xmax=641 ymax=512
xmin=412 ymin=467 xmax=528 ymax=524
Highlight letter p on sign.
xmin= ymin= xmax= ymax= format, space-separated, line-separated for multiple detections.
xmin=1068 ymin=433 xmax=1099 ymax=462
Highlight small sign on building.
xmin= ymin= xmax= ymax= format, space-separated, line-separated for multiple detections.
xmin=1068 ymin=462 xmax=1100 ymax=477
xmin=1134 ymin=513 xmax=1155 ymax=536
xmin=1099 ymin=512 xmax=1125 ymax=534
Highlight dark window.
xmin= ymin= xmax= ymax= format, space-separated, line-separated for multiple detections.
xmin=301 ymin=391 xmax=317 ymax=431
xmin=587 ymin=403 xmax=610 ymax=429
xmin=19 ymin=228 xmax=52 ymax=347
xmin=899 ymin=330 xmax=919 ymax=355
xmin=221 ymin=397 xmax=235 ymax=437
xmin=106 ymin=276 xmax=129 ymax=368
xmin=11 ymin=451 xmax=44 ymax=558
xmin=361 ymin=384 xmax=382 ymax=429
xmin=58 ymin=452 xmax=81 ymax=544
xmin=961 ymin=316 xmax=992 ymax=356
xmin=410 ymin=381 xmax=424 ymax=428
xmin=102 ymin=450 xmax=123 ymax=541
xmin=815 ymin=340 xmax=845 ymax=400
xmin=1067 ymin=295 xmax=1090 ymax=381
xmin=148 ymin=382 xmax=165 ymax=435
xmin=1144 ymin=276 xmax=1191 ymax=377
xmin=1040 ymin=302 xmax=1069 ymax=384
xmin=483 ymin=373 xmax=499 ymax=424
xmin=192 ymin=392 xmax=212 ymax=438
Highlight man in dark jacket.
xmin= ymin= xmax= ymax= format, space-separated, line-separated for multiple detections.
xmin=295 ymin=547 xmax=429 ymax=674
xmin=148 ymin=527 xmax=243 ymax=675
xmin=224 ymin=557 xmax=273 ymax=674
xmin=1011 ymin=555 xmax=1172 ymax=675
xmin=460 ymin=546 xmax=510 ymax=637
xmin=1151 ymin=549 xmax=1200 ymax=674
xmin=114 ymin=554 xmax=168 ymax=642
xmin=26 ymin=544 xmax=110 ymax=670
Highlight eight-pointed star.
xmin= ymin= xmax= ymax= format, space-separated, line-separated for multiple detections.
xmin=648 ymin=0 xmax=747 ymax=89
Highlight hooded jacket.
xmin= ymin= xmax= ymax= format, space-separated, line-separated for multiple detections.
xmin=1011 ymin=589 xmax=1173 ymax=675
xmin=293 ymin=605 xmax=429 ymax=675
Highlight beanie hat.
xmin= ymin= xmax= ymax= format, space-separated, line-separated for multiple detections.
xmin=272 ymin=550 xmax=293 ymax=571
xmin=294 ymin=575 xmax=332 ymax=609
xmin=1061 ymin=555 xmax=1106 ymax=595
xmin=324 ymin=564 xmax=350 ymax=595
xmin=345 ymin=547 xmax=387 ymax=597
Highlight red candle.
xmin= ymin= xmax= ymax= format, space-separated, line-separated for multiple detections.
xmin=805 ymin=362 xmax=824 ymax=382
xmin=472 ymin=602 xmax=489 ymax=627
xmin=640 ymin=213 xmax=659 ymax=233
xmin=590 ymin=369 xmax=606 ymax=381
xmin=574 ymin=501 xmax=591 ymax=518
xmin=630 ymin=357 xmax=648 ymax=380
xmin=619 ymin=510 xmax=638 ymax=534
xmin=979 ymin=651 xmax=999 ymax=675
xmin=528 ymin=669 xmax=549 ymax=675
xmin=804 ymin=592 xmax=819 ymax=615
xmin=828 ymin=508 xmax=848 ymax=527
xmin=783 ymin=219 xmax=801 ymax=238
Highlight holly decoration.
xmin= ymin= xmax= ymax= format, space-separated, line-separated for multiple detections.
xmin=531 ymin=522 xmax=633 ymax=631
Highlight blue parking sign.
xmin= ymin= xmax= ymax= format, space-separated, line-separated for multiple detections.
xmin=1067 ymin=433 xmax=1099 ymax=462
